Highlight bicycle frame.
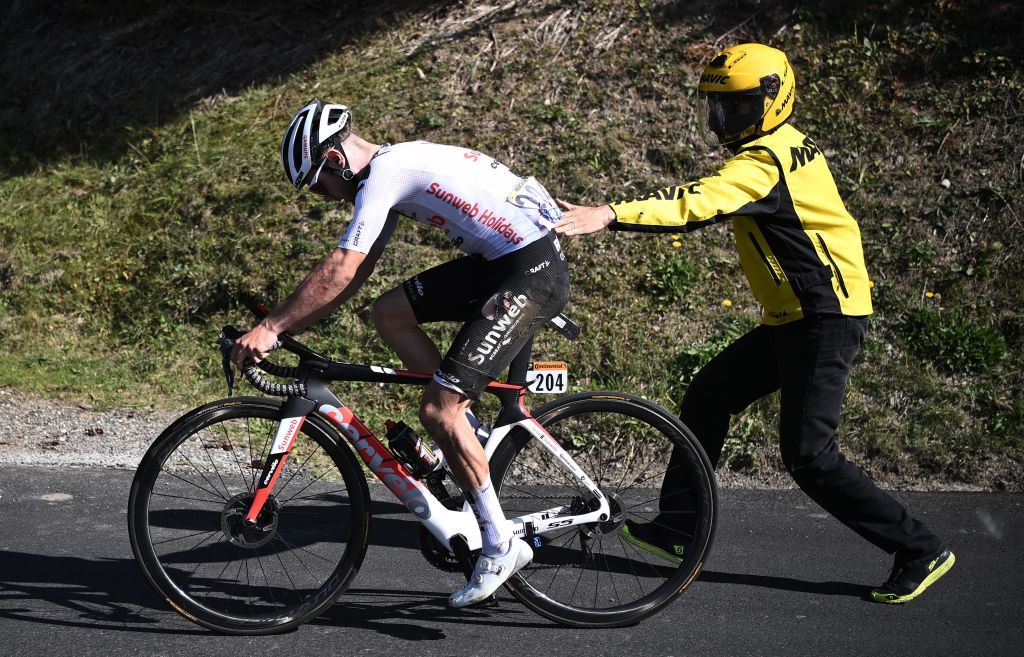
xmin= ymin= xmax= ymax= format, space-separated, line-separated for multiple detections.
xmin=241 ymin=336 xmax=610 ymax=553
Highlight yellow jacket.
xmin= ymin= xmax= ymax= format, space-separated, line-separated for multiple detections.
xmin=610 ymin=123 xmax=872 ymax=325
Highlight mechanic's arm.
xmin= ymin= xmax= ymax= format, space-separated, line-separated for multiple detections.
xmin=555 ymin=150 xmax=780 ymax=236
xmin=553 ymin=200 xmax=617 ymax=236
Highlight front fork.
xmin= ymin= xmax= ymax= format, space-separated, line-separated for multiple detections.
xmin=244 ymin=396 xmax=315 ymax=524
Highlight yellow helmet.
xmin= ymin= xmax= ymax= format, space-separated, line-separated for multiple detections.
xmin=697 ymin=43 xmax=795 ymax=145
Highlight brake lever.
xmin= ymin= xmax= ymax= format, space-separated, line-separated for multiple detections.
xmin=219 ymin=334 xmax=236 ymax=397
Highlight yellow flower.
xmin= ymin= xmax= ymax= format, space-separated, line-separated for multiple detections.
xmin=925 ymin=291 xmax=935 ymax=298
xmin=722 ymin=299 xmax=733 ymax=307
xmin=868 ymin=280 xmax=875 ymax=288
xmin=672 ymin=240 xmax=682 ymax=248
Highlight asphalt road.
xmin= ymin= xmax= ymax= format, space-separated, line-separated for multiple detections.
xmin=0 ymin=466 xmax=1019 ymax=657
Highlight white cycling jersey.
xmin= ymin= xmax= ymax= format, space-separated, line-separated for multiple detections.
xmin=338 ymin=141 xmax=561 ymax=260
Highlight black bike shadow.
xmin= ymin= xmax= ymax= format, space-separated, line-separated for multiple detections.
xmin=0 ymin=553 xmax=871 ymax=640
xmin=0 ymin=494 xmax=870 ymax=640
xmin=312 ymin=588 xmax=551 ymax=638
xmin=0 ymin=500 xmax=544 ymax=639
xmin=0 ymin=549 xmax=549 ymax=639
xmin=0 ymin=550 xmax=206 ymax=636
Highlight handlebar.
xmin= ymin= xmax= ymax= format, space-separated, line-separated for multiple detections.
xmin=219 ymin=326 xmax=307 ymax=398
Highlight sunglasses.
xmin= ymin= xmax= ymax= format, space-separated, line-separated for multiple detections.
xmin=308 ymin=157 xmax=346 ymax=196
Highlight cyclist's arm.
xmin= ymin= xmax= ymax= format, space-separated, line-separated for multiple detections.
xmin=231 ymin=212 xmax=398 ymax=368
xmin=265 ymin=209 xmax=399 ymax=334
xmin=263 ymin=248 xmax=368 ymax=334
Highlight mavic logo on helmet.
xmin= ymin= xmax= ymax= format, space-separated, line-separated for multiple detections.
xmin=775 ymin=85 xmax=794 ymax=116
xmin=700 ymin=74 xmax=730 ymax=85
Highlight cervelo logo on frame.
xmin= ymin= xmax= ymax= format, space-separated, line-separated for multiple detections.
xmin=319 ymin=404 xmax=431 ymax=519
xmin=262 ymin=458 xmax=280 ymax=486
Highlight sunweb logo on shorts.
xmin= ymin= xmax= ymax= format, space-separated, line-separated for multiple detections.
xmin=470 ymin=294 xmax=528 ymax=365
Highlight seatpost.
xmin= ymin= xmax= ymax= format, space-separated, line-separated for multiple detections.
xmin=506 ymin=336 xmax=533 ymax=386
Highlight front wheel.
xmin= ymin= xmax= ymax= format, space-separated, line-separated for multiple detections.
xmin=128 ymin=397 xmax=371 ymax=635
xmin=489 ymin=391 xmax=717 ymax=628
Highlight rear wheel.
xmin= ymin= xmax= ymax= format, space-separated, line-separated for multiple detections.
xmin=489 ymin=392 xmax=716 ymax=628
xmin=128 ymin=397 xmax=370 ymax=635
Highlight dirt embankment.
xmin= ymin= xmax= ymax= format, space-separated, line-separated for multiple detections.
xmin=2 ymin=388 xmax=1016 ymax=492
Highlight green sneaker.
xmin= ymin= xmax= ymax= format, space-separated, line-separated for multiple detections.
xmin=870 ymin=548 xmax=955 ymax=604
xmin=620 ymin=519 xmax=685 ymax=565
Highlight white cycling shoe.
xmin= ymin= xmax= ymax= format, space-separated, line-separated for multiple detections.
xmin=449 ymin=538 xmax=533 ymax=608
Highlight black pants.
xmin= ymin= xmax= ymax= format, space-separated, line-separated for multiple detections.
xmin=661 ymin=315 xmax=943 ymax=563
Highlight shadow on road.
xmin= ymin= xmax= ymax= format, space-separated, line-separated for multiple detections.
xmin=0 ymin=550 xmax=550 ymax=638
xmin=0 ymin=548 xmax=871 ymax=640
xmin=0 ymin=551 xmax=204 ymax=635
xmin=699 ymin=569 xmax=870 ymax=598
xmin=314 ymin=588 xmax=552 ymax=638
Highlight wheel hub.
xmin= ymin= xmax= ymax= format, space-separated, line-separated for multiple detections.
xmin=221 ymin=492 xmax=280 ymax=549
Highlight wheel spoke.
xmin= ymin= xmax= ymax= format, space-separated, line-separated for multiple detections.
xmin=275 ymin=441 xmax=325 ymax=499
xmin=159 ymin=469 xmax=228 ymax=502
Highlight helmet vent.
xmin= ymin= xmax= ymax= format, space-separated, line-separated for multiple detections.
xmin=709 ymin=54 xmax=728 ymax=67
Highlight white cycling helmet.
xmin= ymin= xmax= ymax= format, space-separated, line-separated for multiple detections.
xmin=280 ymin=98 xmax=353 ymax=189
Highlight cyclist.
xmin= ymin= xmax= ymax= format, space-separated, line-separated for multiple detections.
xmin=554 ymin=43 xmax=954 ymax=604
xmin=231 ymin=99 xmax=570 ymax=608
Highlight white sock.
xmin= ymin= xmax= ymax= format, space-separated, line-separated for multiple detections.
xmin=466 ymin=478 xmax=511 ymax=557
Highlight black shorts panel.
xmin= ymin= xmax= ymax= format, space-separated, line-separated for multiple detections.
xmin=402 ymin=232 xmax=570 ymax=399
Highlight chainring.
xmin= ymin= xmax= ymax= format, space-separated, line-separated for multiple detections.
xmin=418 ymin=525 xmax=465 ymax=573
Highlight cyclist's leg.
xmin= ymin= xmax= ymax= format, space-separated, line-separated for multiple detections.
xmin=418 ymin=381 xmax=515 ymax=563
xmin=428 ymin=232 xmax=569 ymax=494
xmin=371 ymin=288 xmax=440 ymax=372
xmin=372 ymin=257 xmax=486 ymax=372
xmin=428 ymin=235 xmax=569 ymax=606
xmin=419 ymin=382 xmax=488 ymax=489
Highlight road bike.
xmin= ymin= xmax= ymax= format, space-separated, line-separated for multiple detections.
xmin=128 ymin=312 xmax=717 ymax=634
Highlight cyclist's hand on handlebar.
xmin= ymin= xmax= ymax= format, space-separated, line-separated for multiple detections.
xmin=230 ymin=324 xmax=279 ymax=371
xmin=553 ymin=200 xmax=616 ymax=236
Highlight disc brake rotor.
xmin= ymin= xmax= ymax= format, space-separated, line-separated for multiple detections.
xmin=221 ymin=492 xmax=280 ymax=549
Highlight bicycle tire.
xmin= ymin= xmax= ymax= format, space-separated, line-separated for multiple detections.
xmin=489 ymin=391 xmax=717 ymax=628
xmin=128 ymin=397 xmax=370 ymax=635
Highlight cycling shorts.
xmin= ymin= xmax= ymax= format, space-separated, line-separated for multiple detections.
xmin=402 ymin=231 xmax=570 ymax=399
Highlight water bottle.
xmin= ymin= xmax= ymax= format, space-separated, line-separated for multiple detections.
xmin=385 ymin=420 xmax=439 ymax=479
